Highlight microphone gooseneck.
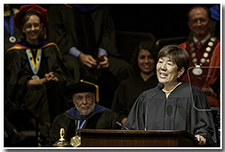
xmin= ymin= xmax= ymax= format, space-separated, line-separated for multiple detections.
xmin=187 ymin=66 xmax=214 ymax=112
xmin=116 ymin=121 xmax=129 ymax=130
xmin=144 ymin=83 xmax=164 ymax=131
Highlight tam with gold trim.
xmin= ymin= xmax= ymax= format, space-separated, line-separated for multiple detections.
xmin=66 ymin=79 xmax=99 ymax=103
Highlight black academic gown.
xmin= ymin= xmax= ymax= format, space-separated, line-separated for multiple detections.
xmin=47 ymin=4 xmax=119 ymax=57
xmin=4 ymin=41 xmax=74 ymax=127
xmin=45 ymin=104 xmax=119 ymax=146
xmin=111 ymin=74 xmax=158 ymax=122
xmin=123 ymin=82 xmax=217 ymax=146
xmin=47 ymin=5 xmax=133 ymax=109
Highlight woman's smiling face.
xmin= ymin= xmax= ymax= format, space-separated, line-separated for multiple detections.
xmin=22 ymin=15 xmax=43 ymax=44
xmin=156 ymin=56 xmax=181 ymax=88
xmin=138 ymin=49 xmax=155 ymax=75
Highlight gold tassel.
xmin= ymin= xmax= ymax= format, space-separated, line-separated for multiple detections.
xmin=80 ymin=79 xmax=99 ymax=103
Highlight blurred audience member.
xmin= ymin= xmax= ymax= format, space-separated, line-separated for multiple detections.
xmin=4 ymin=4 xmax=20 ymax=52
xmin=111 ymin=41 xmax=159 ymax=125
xmin=5 ymin=5 xmax=74 ymax=145
xmin=179 ymin=5 xmax=220 ymax=107
xmin=209 ymin=4 xmax=220 ymax=39
xmin=47 ymin=4 xmax=133 ymax=108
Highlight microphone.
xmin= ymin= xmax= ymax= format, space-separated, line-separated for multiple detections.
xmin=144 ymin=83 xmax=164 ymax=131
xmin=157 ymin=83 xmax=164 ymax=90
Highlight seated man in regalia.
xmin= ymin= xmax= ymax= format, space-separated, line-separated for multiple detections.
xmin=45 ymin=80 xmax=119 ymax=147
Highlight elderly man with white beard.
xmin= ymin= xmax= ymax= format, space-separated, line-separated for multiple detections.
xmin=45 ymin=80 xmax=119 ymax=147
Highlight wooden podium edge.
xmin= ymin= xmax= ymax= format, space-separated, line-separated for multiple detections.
xmin=77 ymin=129 xmax=195 ymax=136
xmin=76 ymin=129 xmax=199 ymax=147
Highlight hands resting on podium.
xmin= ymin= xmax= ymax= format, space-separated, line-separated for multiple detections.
xmin=195 ymin=135 xmax=206 ymax=146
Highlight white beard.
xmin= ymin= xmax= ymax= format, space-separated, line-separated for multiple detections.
xmin=75 ymin=101 xmax=96 ymax=116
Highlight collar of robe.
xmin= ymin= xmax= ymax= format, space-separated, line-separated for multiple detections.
xmin=6 ymin=41 xmax=59 ymax=53
xmin=18 ymin=40 xmax=49 ymax=49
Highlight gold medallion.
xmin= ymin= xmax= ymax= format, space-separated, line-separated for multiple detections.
xmin=192 ymin=65 xmax=203 ymax=76
xmin=70 ymin=135 xmax=81 ymax=147
xmin=31 ymin=75 xmax=40 ymax=80
xmin=190 ymin=47 xmax=195 ymax=52
xmin=190 ymin=42 xmax=194 ymax=47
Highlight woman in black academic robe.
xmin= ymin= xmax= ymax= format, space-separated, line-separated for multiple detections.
xmin=111 ymin=41 xmax=159 ymax=125
xmin=123 ymin=45 xmax=217 ymax=146
xmin=4 ymin=4 xmax=73 ymax=131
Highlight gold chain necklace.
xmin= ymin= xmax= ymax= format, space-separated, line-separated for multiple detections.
xmin=190 ymin=37 xmax=216 ymax=76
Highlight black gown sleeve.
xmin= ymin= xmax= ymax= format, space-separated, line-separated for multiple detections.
xmin=122 ymin=92 xmax=147 ymax=130
xmin=111 ymin=82 xmax=129 ymax=123
xmin=5 ymin=49 xmax=31 ymax=108
xmin=44 ymin=44 xmax=74 ymax=87
xmin=47 ymin=5 xmax=74 ymax=55
xmin=191 ymin=86 xmax=217 ymax=146
xmin=98 ymin=5 xmax=119 ymax=57
xmin=97 ymin=110 xmax=119 ymax=129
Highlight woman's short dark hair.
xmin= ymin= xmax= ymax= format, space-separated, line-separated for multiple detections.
xmin=157 ymin=45 xmax=190 ymax=80
xmin=130 ymin=40 xmax=159 ymax=76
xmin=19 ymin=14 xmax=46 ymax=41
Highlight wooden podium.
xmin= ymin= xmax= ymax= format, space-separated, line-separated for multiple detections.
xmin=76 ymin=129 xmax=198 ymax=147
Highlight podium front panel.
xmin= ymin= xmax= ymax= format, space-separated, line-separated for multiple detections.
xmin=77 ymin=129 xmax=198 ymax=147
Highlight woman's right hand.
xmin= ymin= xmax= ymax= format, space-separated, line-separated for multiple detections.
xmin=26 ymin=78 xmax=46 ymax=87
